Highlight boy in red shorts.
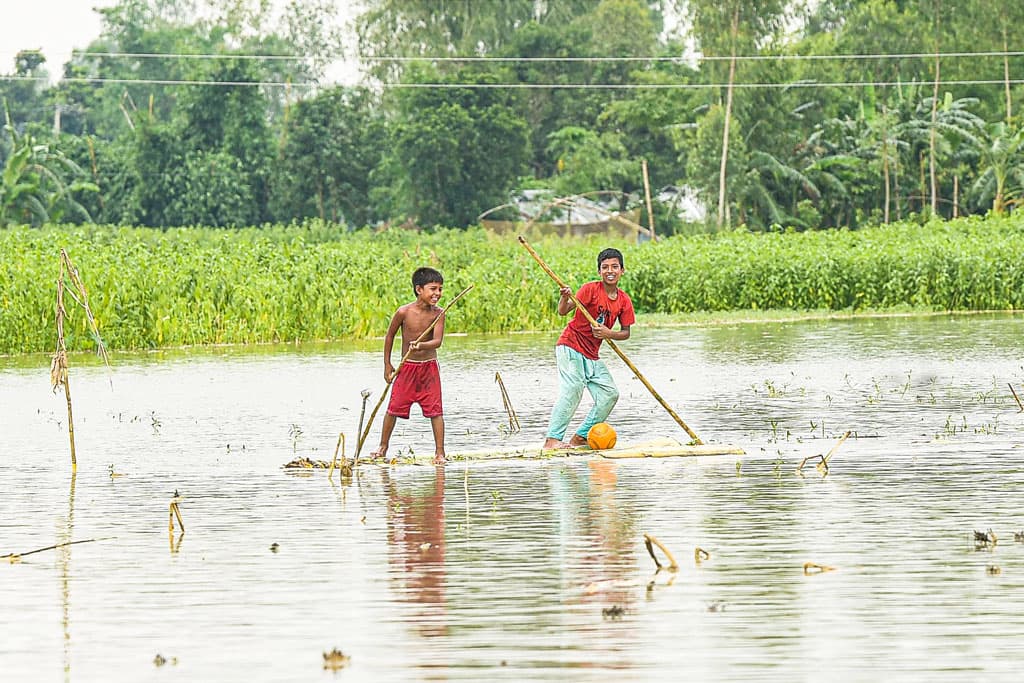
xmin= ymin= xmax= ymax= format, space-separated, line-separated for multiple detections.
xmin=370 ymin=267 xmax=447 ymax=464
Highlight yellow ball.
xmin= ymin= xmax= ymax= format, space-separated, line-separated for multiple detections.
xmin=587 ymin=423 xmax=617 ymax=450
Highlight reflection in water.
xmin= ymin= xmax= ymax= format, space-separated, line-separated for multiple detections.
xmin=560 ymin=461 xmax=641 ymax=607
xmin=386 ymin=467 xmax=448 ymax=638
xmin=60 ymin=474 xmax=76 ymax=682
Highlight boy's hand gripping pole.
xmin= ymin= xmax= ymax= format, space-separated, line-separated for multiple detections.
xmin=518 ymin=236 xmax=702 ymax=445
xmin=355 ymin=285 xmax=474 ymax=462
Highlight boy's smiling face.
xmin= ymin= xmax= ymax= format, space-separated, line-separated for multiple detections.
xmin=598 ymin=257 xmax=623 ymax=288
xmin=416 ymin=282 xmax=443 ymax=306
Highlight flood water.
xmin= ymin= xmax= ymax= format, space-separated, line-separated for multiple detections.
xmin=2 ymin=313 xmax=1024 ymax=681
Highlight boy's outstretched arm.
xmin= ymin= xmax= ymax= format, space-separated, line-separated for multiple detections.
xmin=382 ymin=309 xmax=403 ymax=381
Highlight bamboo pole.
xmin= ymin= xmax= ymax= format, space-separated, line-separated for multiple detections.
xmin=518 ymin=236 xmax=702 ymax=445
xmin=355 ymin=285 xmax=474 ymax=460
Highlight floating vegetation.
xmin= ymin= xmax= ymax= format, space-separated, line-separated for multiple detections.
xmin=973 ymin=529 xmax=998 ymax=547
xmin=322 ymin=648 xmax=351 ymax=671
xmin=803 ymin=562 xmax=837 ymax=575
xmin=284 ymin=457 xmax=337 ymax=469
xmin=601 ymin=605 xmax=626 ymax=620
xmin=986 ymin=565 xmax=1002 ymax=576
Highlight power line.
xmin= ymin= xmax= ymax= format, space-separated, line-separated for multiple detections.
xmin=0 ymin=48 xmax=1019 ymax=63
xmin=2 ymin=74 xmax=1023 ymax=90
xmin=360 ymin=50 xmax=1024 ymax=63
xmin=69 ymin=50 xmax=308 ymax=62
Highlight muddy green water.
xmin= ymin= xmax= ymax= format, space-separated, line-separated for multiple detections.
xmin=2 ymin=314 xmax=1024 ymax=681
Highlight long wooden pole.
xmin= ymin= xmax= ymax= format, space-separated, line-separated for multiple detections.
xmin=518 ymin=236 xmax=702 ymax=445
xmin=355 ymin=285 xmax=474 ymax=460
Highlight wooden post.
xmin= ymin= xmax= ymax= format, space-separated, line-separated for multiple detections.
xmin=641 ymin=159 xmax=655 ymax=241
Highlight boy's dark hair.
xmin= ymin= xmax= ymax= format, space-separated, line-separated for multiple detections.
xmin=597 ymin=248 xmax=624 ymax=270
xmin=412 ymin=267 xmax=443 ymax=295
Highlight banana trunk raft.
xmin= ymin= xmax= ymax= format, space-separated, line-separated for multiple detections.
xmin=283 ymin=437 xmax=745 ymax=470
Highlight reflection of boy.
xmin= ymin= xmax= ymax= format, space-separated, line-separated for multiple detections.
xmin=543 ymin=248 xmax=635 ymax=450
xmin=385 ymin=467 xmax=447 ymax=637
xmin=370 ymin=267 xmax=447 ymax=464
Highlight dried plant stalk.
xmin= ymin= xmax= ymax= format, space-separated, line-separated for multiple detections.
xmin=328 ymin=432 xmax=349 ymax=480
xmin=52 ymin=249 xmax=111 ymax=472
xmin=643 ymin=533 xmax=679 ymax=572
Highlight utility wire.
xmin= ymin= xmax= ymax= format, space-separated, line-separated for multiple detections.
xmin=18 ymin=49 xmax=1020 ymax=62
xmin=2 ymin=74 xmax=1023 ymax=90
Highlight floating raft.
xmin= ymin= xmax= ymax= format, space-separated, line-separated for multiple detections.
xmin=283 ymin=437 xmax=745 ymax=470
xmin=412 ymin=437 xmax=745 ymax=465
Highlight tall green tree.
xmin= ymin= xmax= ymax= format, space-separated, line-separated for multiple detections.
xmin=376 ymin=66 xmax=530 ymax=227
xmin=686 ymin=0 xmax=788 ymax=227
xmin=270 ymin=87 xmax=387 ymax=226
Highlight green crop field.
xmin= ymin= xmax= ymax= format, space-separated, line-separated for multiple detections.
xmin=3 ymin=215 xmax=1023 ymax=355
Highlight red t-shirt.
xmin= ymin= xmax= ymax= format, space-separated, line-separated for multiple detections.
xmin=556 ymin=281 xmax=636 ymax=360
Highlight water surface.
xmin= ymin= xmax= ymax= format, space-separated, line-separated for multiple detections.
xmin=2 ymin=314 xmax=1024 ymax=681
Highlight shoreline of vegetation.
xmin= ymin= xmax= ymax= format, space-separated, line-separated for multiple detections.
xmin=3 ymin=215 xmax=1024 ymax=356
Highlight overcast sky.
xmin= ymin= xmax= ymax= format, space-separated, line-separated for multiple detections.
xmin=0 ymin=0 xmax=359 ymax=83
xmin=0 ymin=1 xmax=117 ymax=77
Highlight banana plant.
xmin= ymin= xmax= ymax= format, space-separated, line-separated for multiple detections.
xmin=969 ymin=121 xmax=1024 ymax=215
xmin=1 ymin=103 xmax=97 ymax=226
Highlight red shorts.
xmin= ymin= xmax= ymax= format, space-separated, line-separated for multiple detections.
xmin=387 ymin=358 xmax=443 ymax=419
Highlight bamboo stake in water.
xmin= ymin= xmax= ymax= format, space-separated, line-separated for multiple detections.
xmin=169 ymin=491 xmax=185 ymax=533
xmin=495 ymin=372 xmax=521 ymax=433
xmin=355 ymin=285 xmax=474 ymax=460
xmin=518 ymin=236 xmax=703 ymax=445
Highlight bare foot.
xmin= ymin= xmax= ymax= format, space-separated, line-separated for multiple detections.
xmin=568 ymin=434 xmax=588 ymax=448
xmin=433 ymin=453 xmax=447 ymax=465
xmin=543 ymin=438 xmax=568 ymax=450
xmin=368 ymin=447 xmax=388 ymax=460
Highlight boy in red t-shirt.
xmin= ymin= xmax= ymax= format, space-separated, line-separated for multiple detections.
xmin=370 ymin=267 xmax=448 ymax=464
xmin=543 ymin=248 xmax=635 ymax=450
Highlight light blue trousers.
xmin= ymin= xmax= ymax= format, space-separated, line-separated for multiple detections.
xmin=546 ymin=345 xmax=620 ymax=441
